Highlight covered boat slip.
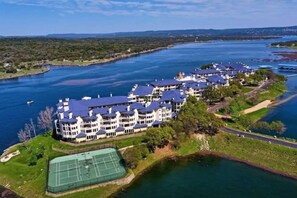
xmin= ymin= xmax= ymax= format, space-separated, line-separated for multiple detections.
xmin=47 ymin=148 xmax=127 ymax=193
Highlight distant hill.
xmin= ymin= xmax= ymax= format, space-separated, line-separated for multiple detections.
xmin=46 ymin=25 xmax=297 ymax=39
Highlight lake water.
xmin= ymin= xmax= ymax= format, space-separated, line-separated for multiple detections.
xmin=1 ymin=36 xmax=297 ymax=152
xmin=115 ymin=155 xmax=297 ymax=198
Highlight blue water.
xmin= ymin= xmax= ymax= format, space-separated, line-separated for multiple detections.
xmin=116 ymin=155 xmax=297 ymax=198
xmin=1 ymin=37 xmax=297 ymax=152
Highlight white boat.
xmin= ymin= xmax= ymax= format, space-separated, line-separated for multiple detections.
xmin=27 ymin=100 xmax=34 ymax=105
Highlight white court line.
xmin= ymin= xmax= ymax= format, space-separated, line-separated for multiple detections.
xmin=102 ymin=157 xmax=107 ymax=169
xmin=77 ymin=160 xmax=82 ymax=181
xmin=74 ymin=159 xmax=80 ymax=182
xmin=110 ymin=153 xmax=120 ymax=173
xmin=92 ymin=156 xmax=100 ymax=177
xmin=57 ymin=162 xmax=60 ymax=186
xmin=55 ymin=163 xmax=58 ymax=186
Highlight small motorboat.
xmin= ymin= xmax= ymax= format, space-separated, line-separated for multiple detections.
xmin=27 ymin=100 xmax=34 ymax=105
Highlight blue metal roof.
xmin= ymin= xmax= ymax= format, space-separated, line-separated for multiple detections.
xmin=60 ymin=118 xmax=77 ymax=124
xmin=193 ymin=69 xmax=220 ymax=75
xmin=152 ymin=120 xmax=162 ymax=126
xmin=121 ymin=110 xmax=135 ymax=115
xmin=82 ymin=116 xmax=97 ymax=121
xmin=130 ymin=86 xmax=154 ymax=96
xmin=96 ymin=129 xmax=106 ymax=135
xmin=134 ymin=123 xmax=148 ymax=129
xmin=207 ymin=75 xmax=227 ymax=84
xmin=139 ymin=102 xmax=160 ymax=113
xmin=102 ymin=113 xmax=117 ymax=118
xmin=76 ymin=133 xmax=86 ymax=138
xmin=183 ymin=82 xmax=208 ymax=90
xmin=115 ymin=126 xmax=125 ymax=132
xmin=151 ymin=79 xmax=181 ymax=87
xmin=160 ymin=90 xmax=186 ymax=103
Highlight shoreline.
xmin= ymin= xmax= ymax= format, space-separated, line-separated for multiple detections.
xmin=111 ymin=150 xmax=297 ymax=197
xmin=0 ymin=47 xmax=168 ymax=81
xmin=46 ymin=46 xmax=171 ymax=68
xmin=2 ymin=132 xmax=297 ymax=198
xmin=200 ymin=151 xmax=297 ymax=181
xmin=0 ymin=67 xmax=50 ymax=81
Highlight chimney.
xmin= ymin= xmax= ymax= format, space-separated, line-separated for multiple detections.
xmin=98 ymin=94 xmax=100 ymax=98
xmin=108 ymin=107 xmax=112 ymax=114
xmin=127 ymin=105 xmax=130 ymax=111
xmin=69 ymin=112 xmax=73 ymax=119
xmin=89 ymin=110 xmax=93 ymax=116
xmin=110 ymin=93 xmax=113 ymax=97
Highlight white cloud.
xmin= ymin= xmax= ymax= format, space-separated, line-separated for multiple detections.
xmin=1 ymin=0 xmax=297 ymax=18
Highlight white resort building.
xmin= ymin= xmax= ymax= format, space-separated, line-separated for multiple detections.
xmin=55 ymin=63 xmax=253 ymax=143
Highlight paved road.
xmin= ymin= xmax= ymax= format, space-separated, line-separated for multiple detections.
xmin=221 ymin=127 xmax=297 ymax=149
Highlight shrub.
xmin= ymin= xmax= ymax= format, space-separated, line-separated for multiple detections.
xmin=28 ymin=154 xmax=38 ymax=166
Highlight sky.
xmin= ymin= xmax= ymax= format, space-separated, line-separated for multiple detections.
xmin=0 ymin=0 xmax=297 ymax=36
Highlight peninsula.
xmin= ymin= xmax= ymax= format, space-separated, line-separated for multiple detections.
xmin=1 ymin=62 xmax=295 ymax=198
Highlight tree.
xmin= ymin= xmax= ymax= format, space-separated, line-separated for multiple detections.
xmin=200 ymin=63 xmax=213 ymax=69
xmin=202 ymin=86 xmax=222 ymax=103
xmin=177 ymin=96 xmax=223 ymax=135
xmin=24 ymin=119 xmax=36 ymax=139
xmin=122 ymin=145 xmax=149 ymax=169
xmin=270 ymin=121 xmax=286 ymax=135
xmin=144 ymin=128 xmax=173 ymax=152
xmin=38 ymin=106 xmax=54 ymax=131
xmin=17 ymin=129 xmax=29 ymax=143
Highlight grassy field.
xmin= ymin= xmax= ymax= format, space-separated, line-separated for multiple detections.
xmin=240 ymin=87 xmax=253 ymax=93
xmin=0 ymin=133 xmax=145 ymax=198
xmin=52 ymin=136 xmax=145 ymax=151
xmin=1 ymin=131 xmax=297 ymax=198
xmin=245 ymin=108 xmax=270 ymax=122
xmin=256 ymin=81 xmax=287 ymax=103
xmin=209 ymin=132 xmax=297 ymax=177
xmin=227 ymin=80 xmax=286 ymax=117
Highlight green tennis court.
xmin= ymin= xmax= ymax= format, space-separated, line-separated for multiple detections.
xmin=47 ymin=148 xmax=127 ymax=193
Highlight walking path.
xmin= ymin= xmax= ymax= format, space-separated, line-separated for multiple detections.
xmin=221 ymin=127 xmax=297 ymax=149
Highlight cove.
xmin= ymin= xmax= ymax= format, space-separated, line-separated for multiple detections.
xmin=116 ymin=155 xmax=297 ymax=198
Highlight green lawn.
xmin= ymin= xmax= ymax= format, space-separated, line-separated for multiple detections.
xmin=240 ymin=87 xmax=253 ymax=93
xmin=52 ymin=136 xmax=145 ymax=151
xmin=209 ymin=132 xmax=297 ymax=177
xmin=245 ymin=108 xmax=270 ymax=122
xmin=0 ymin=133 xmax=144 ymax=198
xmin=177 ymin=138 xmax=201 ymax=155
xmin=256 ymin=81 xmax=287 ymax=103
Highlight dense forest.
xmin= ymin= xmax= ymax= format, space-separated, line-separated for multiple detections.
xmin=0 ymin=35 xmax=275 ymax=75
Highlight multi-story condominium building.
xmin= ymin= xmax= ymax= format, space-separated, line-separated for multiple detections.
xmin=150 ymin=79 xmax=182 ymax=94
xmin=55 ymin=62 xmax=253 ymax=143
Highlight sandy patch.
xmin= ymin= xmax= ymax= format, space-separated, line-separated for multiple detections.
xmin=242 ymin=100 xmax=272 ymax=114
